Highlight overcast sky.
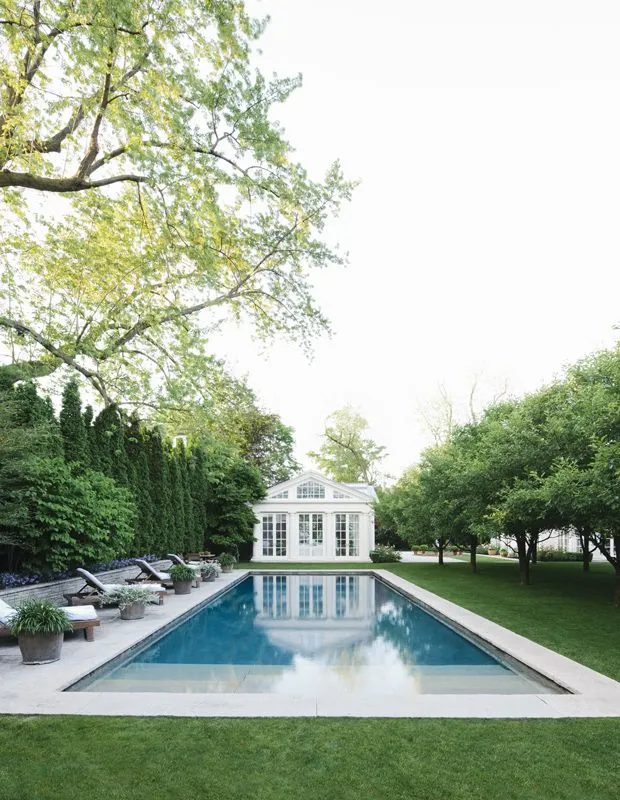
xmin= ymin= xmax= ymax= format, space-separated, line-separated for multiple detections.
xmin=213 ymin=1 xmax=620 ymax=478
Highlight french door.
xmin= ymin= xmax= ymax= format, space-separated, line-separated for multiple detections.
xmin=298 ymin=513 xmax=324 ymax=557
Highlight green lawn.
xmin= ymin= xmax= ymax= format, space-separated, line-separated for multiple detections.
xmin=1 ymin=716 xmax=619 ymax=800
xmin=2 ymin=558 xmax=619 ymax=800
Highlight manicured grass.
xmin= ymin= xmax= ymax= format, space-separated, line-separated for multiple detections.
xmin=242 ymin=558 xmax=620 ymax=681
xmin=0 ymin=716 xmax=619 ymax=800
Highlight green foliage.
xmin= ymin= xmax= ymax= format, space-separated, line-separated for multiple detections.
xmin=218 ymin=552 xmax=237 ymax=567
xmin=0 ymin=1 xmax=353 ymax=408
xmin=200 ymin=439 xmax=265 ymax=555
xmin=59 ymin=379 xmax=87 ymax=464
xmin=102 ymin=586 xmax=157 ymax=610
xmin=309 ymin=406 xmax=386 ymax=484
xmin=8 ymin=599 xmax=71 ymax=636
xmin=369 ymin=545 xmax=402 ymax=563
xmin=169 ymin=564 xmax=196 ymax=582
xmin=13 ymin=457 xmax=136 ymax=572
xmin=538 ymin=549 xmax=591 ymax=563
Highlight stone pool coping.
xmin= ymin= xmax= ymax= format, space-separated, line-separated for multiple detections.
xmin=1 ymin=568 xmax=619 ymax=718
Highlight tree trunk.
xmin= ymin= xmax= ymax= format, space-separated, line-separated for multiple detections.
xmin=579 ymin=530 xmax=590 ymax=572
xmin=614 ymin=537 xmax=620 ymax=608
xmin=438 ymin=539 xmax=444 ymax=565
xmin=530 ymin=536 xmax=538 ymax=565
xmin=470 ymin=538 xmax=477 ymax=573
xmin=517 ymin=536 xmax=530 ymax=586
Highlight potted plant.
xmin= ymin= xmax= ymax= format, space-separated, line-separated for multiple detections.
xmin=103 ymin=585 xmax=155 ymax=619
xmin=419 ymin=545 xmax=428 ymax=555
xmin=487 ymin=544 xmax=498 ymax=555
xmin=500 ymin=548 xmax=509 ymax=558
xmin=200 ymin=562 xmax=218 ymax=582
xmin=218 ymin=552 xmax=237 ymax=573
xmin=8 ymin=599 xmax=71 ymax=665
xmin=169 ymin=563 xmax=195 ymax=594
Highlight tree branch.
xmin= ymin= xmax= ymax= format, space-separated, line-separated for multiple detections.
xmin=0 ymin=170 xmax=146 ymax=191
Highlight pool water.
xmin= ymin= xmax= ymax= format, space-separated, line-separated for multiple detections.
xmin=74 ymin=574 xmax=562 ymax=695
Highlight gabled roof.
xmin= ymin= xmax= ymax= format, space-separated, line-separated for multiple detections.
xmin=265 ymin=470 xmax=375 ymax=503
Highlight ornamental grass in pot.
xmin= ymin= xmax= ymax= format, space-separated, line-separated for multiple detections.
xmin=218 ymin=553 xmax=236 ymax=573
xmin=8 ymin=599 xmax=71 ymax=665
xmin=169 ymin=564 xmax=195 ymax=594
xmin=103 ymin=586 xmax=155 ymax=619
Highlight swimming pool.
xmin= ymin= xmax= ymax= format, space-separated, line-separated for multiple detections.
xmin=71 ymin=573 xmax=563 ymax=695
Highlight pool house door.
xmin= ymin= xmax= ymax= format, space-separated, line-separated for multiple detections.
xmin=298 ymin=513 xmax=324 ymax=558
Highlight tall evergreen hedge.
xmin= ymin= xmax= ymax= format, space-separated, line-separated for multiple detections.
xmin=0 ymin=380 xmax=266 ymax=573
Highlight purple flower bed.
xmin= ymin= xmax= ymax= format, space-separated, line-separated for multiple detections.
xmin=0 ymin=554 xmax=160 ymax=590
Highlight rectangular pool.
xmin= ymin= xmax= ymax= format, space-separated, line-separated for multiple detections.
xmin=70 ymin=574 xmax=564 ymax=695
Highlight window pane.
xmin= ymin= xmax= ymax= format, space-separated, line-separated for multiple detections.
xmin=296 ymin=480 xmax=325 ymax=499
xmin=262 ymin=515 xmax=274 ymax=556
xmin=275 ymin=513 xmax=287 ymax=556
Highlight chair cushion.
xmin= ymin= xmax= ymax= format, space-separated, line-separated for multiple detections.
xmin=0 ymin=598 xmax=14 ymax=615
xmin=0 ymin=607 xmax=16 ymax=626
xmin=61 ymin=605 xmax=98 ymax=622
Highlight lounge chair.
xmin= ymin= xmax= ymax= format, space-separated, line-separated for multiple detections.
xmin=166 ymin=554 xmax=204 ymax=587
xmin=0 ymin=598 xmax=101 ymax=642
xmin=64 ymin=568 xmax=167 ymax=606
xmin=126 ymin=559 xmax=174 ymax=589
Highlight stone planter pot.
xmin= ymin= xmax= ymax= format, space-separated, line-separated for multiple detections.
xmin=201 ymin=572 xmax=216 ymax=582
xmin=173 ymin=580 xmax=192 ymax=595
xmin=221 ymin=565 xmax=233 ymax=573
xmin=120 ymin=602 xmax=146 ymax=620
xmin=18 ymin=633 xmax=64 ymax=665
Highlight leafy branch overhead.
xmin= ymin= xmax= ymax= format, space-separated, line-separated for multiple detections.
xmin=0 ymin=1 xmax=354 ymax=405
xmin=308 ymin=406 xmax=387 ymax=485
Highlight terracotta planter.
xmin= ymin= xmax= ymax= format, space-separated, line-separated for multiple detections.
xmin=120 ymin=602 xmax=146 ymax=620
xmin=18 ymin=633 xmax=64 ymax=665
xmin=173 ymin=580 xmax=192 ymax=595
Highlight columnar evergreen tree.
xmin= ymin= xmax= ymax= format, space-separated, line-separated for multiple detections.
xmin=83 ymin=405 xmax=95 ymax=467
xmin=92 ymin=406 xmax=129 ymax=486
xmin=59 ymin=379 xmax=87 ymax=464
xmin=124 ymin=417 xmax=154 ymax=555
xmin=144 ymin=430 xmax=172 ymax=555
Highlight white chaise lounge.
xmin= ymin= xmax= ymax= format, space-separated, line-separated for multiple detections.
xmin=64 ymin=568 xmax=167 ymax=606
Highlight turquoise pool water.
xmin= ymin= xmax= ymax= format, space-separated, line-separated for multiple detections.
xmin=73 ymin=574 xmax=561 ymax=695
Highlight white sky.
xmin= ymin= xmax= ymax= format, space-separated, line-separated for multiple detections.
xmin=211 ymin=1 xmax=620 ymax=477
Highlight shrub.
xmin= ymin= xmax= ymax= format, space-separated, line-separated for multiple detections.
xmin=537 ymin=548 xmax=590 ymax=563
xmin=8 ymin=457 xmax=135 ymax=572
xmin=218 ymin=552 xmax=237 ymax=568
xmin=8 ymin=599 xmax=71 ymax=636
xmin=169 ymin=564 xmax=196 ymax=582
xmin=369 ymin=545 xmax=402 ymax=563
xmin=476 ymin=546 xmax=489 ymax=555
xmin=102 ymin=586 xmax=157 ymax=610
xmin=200 ymin=562 xmax=219 ymax=578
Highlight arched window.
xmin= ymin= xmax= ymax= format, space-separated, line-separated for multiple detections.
xmin=296 ymin=480 xmax=325 ymax=499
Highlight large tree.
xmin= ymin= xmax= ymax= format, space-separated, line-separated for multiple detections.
xmin=0 ymin=0 xmax=353 ymax=405
xmin=309 ymin=406 xmax=387 ymax=484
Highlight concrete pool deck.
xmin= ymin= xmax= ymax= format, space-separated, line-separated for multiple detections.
xmin=1 ymin=568 xmax=619 ymax=718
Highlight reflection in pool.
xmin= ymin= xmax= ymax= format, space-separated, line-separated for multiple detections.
xmin=73 ymin=574 xmax=562 ymax=695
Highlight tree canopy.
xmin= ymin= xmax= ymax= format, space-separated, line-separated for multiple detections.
xmin=308 ymin=406 xmax=387 ymax=484
xmin=376 ymin=346 xmax=620 ymax=605
xmin=0 ymin=0 xmax=353 ymax=406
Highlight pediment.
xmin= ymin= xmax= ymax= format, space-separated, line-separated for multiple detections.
xmin=266 ymin=471 xmax=373 ymax=502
